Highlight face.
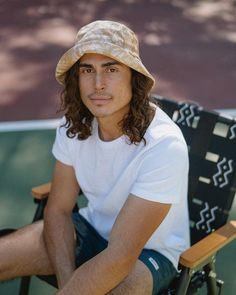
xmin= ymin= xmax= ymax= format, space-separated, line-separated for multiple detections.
xmin=78 ymin=53 xmax=132 ymax=123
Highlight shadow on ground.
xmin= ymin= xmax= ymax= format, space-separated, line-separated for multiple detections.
xmin=0 ymin=0 xmax=236 ymax=121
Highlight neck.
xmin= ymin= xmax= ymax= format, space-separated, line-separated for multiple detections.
xmin=97 ymin=118 xmax=123 ymax=141
xmin=96 ymin=105 xmax=130 ymax=141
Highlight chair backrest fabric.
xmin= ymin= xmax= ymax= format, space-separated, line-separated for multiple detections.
xmin=152 ymin=95 xmax=236 ymax=245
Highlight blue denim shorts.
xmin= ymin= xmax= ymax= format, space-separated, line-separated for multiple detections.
xmin=39 ymin=212 xmax=177 ymax=294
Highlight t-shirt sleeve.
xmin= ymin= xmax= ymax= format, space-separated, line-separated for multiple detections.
xmin=131 ymin=136 xmax=189 ymax=204
xmin=52 ymin=118 xmax=73 ymax=166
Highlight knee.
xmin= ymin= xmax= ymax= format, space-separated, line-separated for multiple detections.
xmin=107 ymin=281 xmax=152 ymax=295
xmin=107 ymin=264 xmax=153 ymax=295
xmin=0 ymin=233 xmax=15 ymax=280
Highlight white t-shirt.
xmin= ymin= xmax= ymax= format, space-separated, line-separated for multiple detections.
xmin=52 ymin=105 xmax=190 ymax=269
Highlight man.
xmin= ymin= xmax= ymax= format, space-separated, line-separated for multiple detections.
xmin=0 ymin=20 xmax=189 ymax=295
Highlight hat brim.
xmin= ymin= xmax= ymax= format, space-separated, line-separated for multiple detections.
xmin=55 ymin=41 xmax=155 ymax=88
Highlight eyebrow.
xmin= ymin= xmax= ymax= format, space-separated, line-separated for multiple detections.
xmin=78 ymin=61 xmax=122 ymax=68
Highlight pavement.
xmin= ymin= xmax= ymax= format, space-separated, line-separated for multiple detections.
xmin=0 ymin=0 xmax=236 ymax=121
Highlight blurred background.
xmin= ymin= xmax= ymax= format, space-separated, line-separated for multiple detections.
xmin=1 ymin=0 xmax=236 ymax=121
xmin=0 ymin=0 xmax=235 ymax=294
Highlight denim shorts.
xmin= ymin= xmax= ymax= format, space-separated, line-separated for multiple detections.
xmin=38 ymin=212 xmax=177 ymax=294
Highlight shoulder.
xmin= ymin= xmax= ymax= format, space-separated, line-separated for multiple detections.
xmin=55 ymin=117 xmax=99 ymax=150
xmin=54 ymin=116 xmax=81 ymax=152
xmin=145 ymin=105 xmax=187 ymax=149
xmin=57 ymin=116 xmax=69 ymax=135
xmin=139 ymin=105 xmax=189 ymax=174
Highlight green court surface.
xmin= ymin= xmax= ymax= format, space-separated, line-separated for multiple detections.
xmin=0 ymin=129 xmax=235 ymax=295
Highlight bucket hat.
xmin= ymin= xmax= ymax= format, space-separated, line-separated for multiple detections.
xmin=55 ymin=20 xmax=155 ymax=88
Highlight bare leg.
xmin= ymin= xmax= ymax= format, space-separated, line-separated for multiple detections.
xmin=0 ymin=220 xmax=54 ymax=282
xmin=107 ymin=260 xmax=153 ymax=295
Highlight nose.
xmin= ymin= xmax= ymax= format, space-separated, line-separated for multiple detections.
xmin=95 ymin=73 xmax=105 ymax=92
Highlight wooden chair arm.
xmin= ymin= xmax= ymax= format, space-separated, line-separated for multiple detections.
xmin=31 ymin=182 xmax=51 ymax=199
xmin=179 ymin=220 xmax=236 ymax=269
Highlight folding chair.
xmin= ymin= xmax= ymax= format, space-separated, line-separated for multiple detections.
xmin=153 ymin=95 xmax=236 ymax=294
xmin=1 ymin=95 xmax=236 ymax=295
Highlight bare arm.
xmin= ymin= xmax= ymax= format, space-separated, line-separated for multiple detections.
xmin=44 ymin=160 xmax=80 ymax=288
xmin=56 ymin=194 xmax=171 ymax=295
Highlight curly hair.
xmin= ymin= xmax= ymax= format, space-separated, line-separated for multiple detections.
xmin=59 ymin=61 xmax=156 ymax=145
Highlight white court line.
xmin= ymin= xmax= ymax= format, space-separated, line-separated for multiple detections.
xmin=0 ymin=119 xmax=60 ymax=132
xmin=216 ymin=109 xmax=236 ymax=118
xmin=0 ymin=109 xmax=235 ymax=132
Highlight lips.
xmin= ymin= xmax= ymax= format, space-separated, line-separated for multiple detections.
xmin=89 ymin=94 xmax=112 ymax=105
xmin=89 ymin=94 xmax=111 ymax=99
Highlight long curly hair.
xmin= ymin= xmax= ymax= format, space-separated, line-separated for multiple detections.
xmin=59 ymin=61 xmax=155 ymax=145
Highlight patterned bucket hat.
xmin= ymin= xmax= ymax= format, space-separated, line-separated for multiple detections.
xmin=55 ymin=20 xmax=155 ymax=88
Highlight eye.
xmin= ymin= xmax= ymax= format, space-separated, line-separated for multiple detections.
xmin=85 ymin=68 xmax=93 ymax=73
xmin=106 ymin=67 xmax=118 ymax=73
xmin=80 ymin=68 xmax=94 ymax=74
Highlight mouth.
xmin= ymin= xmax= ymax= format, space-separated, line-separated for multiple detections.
xmin=89 ymin=95 xmax=112 ymax=106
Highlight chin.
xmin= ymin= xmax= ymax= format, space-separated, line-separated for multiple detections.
xmin=94 ymin=113 xmax=110 ymax=119
xmin=89 ymin=107 xmax=112 ymax=118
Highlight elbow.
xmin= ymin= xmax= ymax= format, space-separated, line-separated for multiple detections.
xmin=106 ymin=244 xmax=140 ymax=276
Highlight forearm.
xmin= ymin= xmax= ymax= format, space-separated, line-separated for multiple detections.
xmin=56 ymin=247 xmax=136 ymax=295
xmin=44 ymin=208 xmax=76 ymax=288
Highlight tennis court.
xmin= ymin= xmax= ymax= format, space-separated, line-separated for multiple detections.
xmin=0 ymin=121 xmax=235 ymax=294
